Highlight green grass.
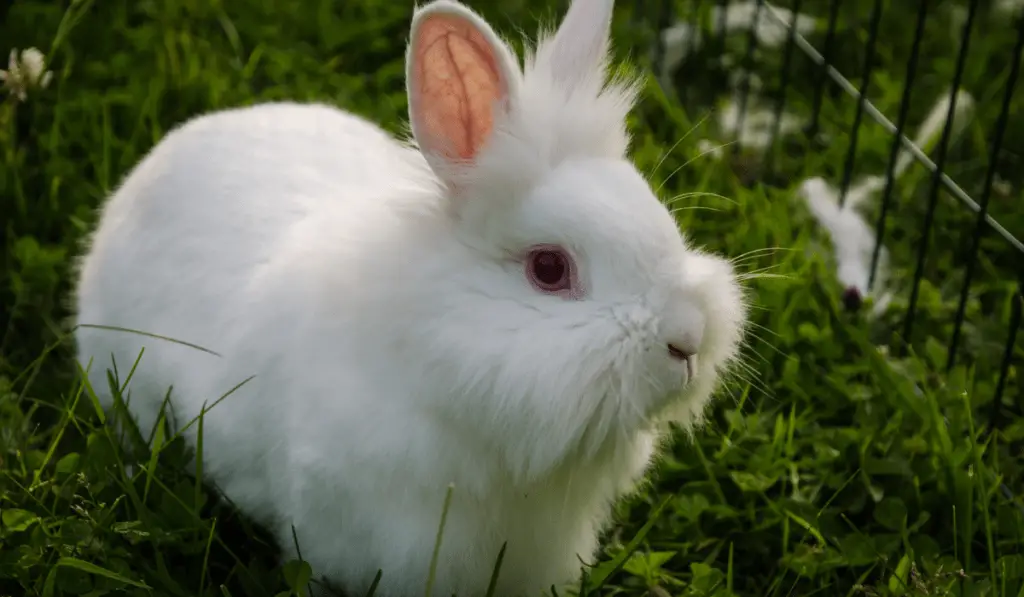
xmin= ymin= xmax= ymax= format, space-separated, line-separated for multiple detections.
xmin=1 ymin=0 xmax=1022 ymax=595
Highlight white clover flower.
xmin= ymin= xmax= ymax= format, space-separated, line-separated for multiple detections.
xmin=0 ymin=47 xmax=54 ymax=102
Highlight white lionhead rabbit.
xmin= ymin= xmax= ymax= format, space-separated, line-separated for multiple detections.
xmin=73 ymin=0 xmax=748 ymax=594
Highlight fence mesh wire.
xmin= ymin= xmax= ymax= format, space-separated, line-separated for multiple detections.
xmin=632 ymin=0 xmax=1023 ymax=428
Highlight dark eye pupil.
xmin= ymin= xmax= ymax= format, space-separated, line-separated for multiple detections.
xmin=533 ymin=251 xmax=566 ymax=285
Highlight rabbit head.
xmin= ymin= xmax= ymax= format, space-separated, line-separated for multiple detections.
xmin=398 ymin=0 xmax=748 ymax=483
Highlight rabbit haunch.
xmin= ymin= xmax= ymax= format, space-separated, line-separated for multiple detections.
xmin=71 ymin=0 xmax=747 ymax=595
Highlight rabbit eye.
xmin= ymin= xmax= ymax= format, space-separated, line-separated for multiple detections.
xmin=526 ymin=246 xmax=574 ymax=294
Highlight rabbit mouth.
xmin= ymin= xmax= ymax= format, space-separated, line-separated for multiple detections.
xmin=683 ymin=354 xmax=697 ymax=381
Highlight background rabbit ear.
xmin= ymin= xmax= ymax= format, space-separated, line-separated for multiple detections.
xmin=546 ymin=0 xmax=615 ymax=89
xmin=406 ymin=0 xmax=520 ymax=189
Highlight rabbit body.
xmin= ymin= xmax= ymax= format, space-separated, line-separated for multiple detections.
xmin=75 ymin=100 xmax=654 ymax=594
xmin=73 ymin=1 xmax=747 ymax=595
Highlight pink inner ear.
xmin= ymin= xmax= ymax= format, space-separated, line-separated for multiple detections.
xmin=413 ymin=14 xmax=505 ymax=162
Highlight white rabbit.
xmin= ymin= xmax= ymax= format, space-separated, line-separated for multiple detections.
xmin=72 ymin=0 xmax=748 ymax=594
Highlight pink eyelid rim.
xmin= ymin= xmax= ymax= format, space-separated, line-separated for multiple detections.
xmin=524 ymin=243 xmax=585 ymax=300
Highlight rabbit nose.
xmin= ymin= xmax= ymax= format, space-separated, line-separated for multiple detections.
xmin=667 ymin=342 xmax=694 ymax=361
xmin=663 ymin=304 xmax=703 ymax=377
xmin=667 ymin=342 xmax=698 ymax=379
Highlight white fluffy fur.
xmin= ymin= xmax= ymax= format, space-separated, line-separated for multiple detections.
xmin=71 ymin=0 xmax=747 ymax=595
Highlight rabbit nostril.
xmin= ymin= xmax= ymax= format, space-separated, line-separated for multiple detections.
xmin=667 ymin=343 xmax=693 ymax=361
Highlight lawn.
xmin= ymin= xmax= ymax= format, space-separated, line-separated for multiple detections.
xmin=1 ymin=0 xmax=1022 ymax=596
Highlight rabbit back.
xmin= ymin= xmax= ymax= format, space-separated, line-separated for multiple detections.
xmin=73 ymin=101 xmax=427 ymax=504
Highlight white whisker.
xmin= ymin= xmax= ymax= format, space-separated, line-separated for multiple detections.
xmin=651 ymin=111 xmax=714 ymax=178
xmin=729 ymin=247 xmax=796 ymax=264
xmin=737 ymin=272 xmax=792 ymax=282
xmin=655 ymin=140 xmax=738 ymax=194
xmin=664 ymin=191 xmax=738 ymax=207
xmin=670 ymin=206 xmax=722 ymax=216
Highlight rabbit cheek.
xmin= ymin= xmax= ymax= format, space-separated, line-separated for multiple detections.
xmin=607 ymin=303 xmax=681 ymax=416
xmin=643 ymin=355 xmax=690 ymax=420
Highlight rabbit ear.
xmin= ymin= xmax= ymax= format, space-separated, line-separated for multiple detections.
xmin=406 ymin=0 xmax=521 ymax=189
xmin=546 ymin=0 xmax=615 ymax=89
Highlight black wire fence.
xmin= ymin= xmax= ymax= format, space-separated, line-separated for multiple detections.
xmin=630 ymin=0 xmax=1023 ymax=428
